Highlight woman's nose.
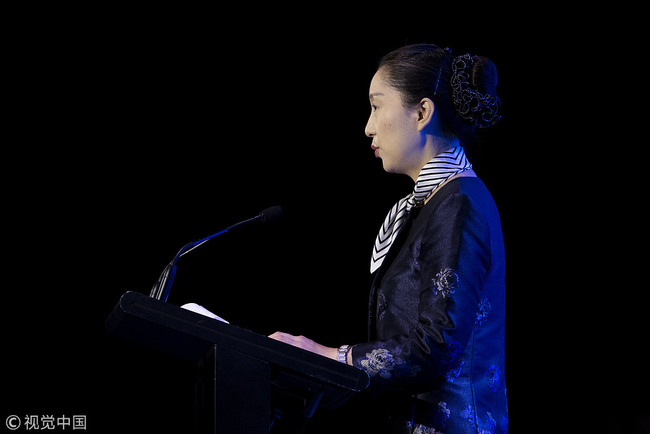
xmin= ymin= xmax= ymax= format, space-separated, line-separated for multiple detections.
xmin=365 ymin=116 xmax=375 ymax=138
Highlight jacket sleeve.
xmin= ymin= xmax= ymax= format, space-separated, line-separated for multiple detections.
xmin=351 ymin=192 xmax=491 ymax=394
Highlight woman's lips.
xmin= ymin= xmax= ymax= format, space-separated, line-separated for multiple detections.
xmin=371 ymin=145 xmax=379 ymax=158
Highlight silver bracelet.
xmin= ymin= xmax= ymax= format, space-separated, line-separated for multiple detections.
xmin=337 ymin=345 xmax=351 ymax=364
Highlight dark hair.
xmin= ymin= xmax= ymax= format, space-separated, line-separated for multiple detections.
xmin=378 ymin=44 xmax=500 ymax=146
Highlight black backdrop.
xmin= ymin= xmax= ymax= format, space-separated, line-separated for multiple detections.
xmin=4 ymin=8 xmax=635 ymax=433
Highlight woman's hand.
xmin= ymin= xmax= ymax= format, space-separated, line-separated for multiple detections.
xmin=269 ymin=331 xmax=338 ymax=361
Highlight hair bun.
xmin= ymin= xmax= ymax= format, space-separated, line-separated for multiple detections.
xmin=450 ymin=54 xmax=501 ymax=128
xmin=471 ymin=56 xmax=498 ymax=96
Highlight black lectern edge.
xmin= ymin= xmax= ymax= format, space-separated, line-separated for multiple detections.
xmin=106 ymin=291 xmax=370 ymax=393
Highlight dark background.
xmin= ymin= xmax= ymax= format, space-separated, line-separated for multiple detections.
xmin=3 ymin=7 xmax=640 ymax=433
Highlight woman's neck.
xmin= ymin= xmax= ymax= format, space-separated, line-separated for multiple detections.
xmin=407 ymin=135 xmax=461 ymax=182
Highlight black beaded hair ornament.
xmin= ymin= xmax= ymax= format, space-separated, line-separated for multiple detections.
xmin=450 ymin=53 xmax=502 ymax=128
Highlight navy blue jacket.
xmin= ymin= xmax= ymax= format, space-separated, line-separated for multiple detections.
xmin=351 ymin=177 xmax=508 ymax=433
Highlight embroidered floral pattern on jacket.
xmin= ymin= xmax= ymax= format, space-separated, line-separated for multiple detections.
xmin=432 ymin=267 xmax=459 ymax=299
xmin=478 ymin=411 xmax=496 ymax=434
xmin=359 ymin=347 xmax=420 ymax=379
xmin=476 ymin=297 xmax=491 ymax=326
xmin=360 ymin=348 xmax=398 ymax=379
xmin=486 ymin=365 xmax=501 ymax=392
xmin=445 ymin=360 xmax=464 ymax=383
xmin=438 ymin=401 xmax=451 ymax=427
xmin=412 ymin=424 xmax=441 ymax=434
xmin=460 ymin=405 xmax=476 ymax=428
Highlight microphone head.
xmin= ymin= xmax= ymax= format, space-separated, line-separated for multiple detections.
xmin=259 ymin=206 xmax=283 ymax=223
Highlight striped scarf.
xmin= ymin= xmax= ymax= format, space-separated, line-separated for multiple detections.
xmin=370 ymin=146 xmax=472 ymax=274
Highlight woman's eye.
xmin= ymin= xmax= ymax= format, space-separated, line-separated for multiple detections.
xmin=371 ymin=105 xmax=379 ymax=111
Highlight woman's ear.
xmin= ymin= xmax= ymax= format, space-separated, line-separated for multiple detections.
xmin=416 ymin=98 xmax=435 ymax=132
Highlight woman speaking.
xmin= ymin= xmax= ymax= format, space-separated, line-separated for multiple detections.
xmin=271 ymin=44 xmax=507 ymax=433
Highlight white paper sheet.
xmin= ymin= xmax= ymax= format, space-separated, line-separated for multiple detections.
xmin=181 ymin=302 xmax=229 ymax=324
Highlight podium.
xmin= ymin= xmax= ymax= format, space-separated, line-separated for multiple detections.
xmin=105 ymin=291 xmax=369 ymax=433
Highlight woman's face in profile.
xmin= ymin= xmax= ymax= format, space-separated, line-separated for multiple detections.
xmin=365 ymin=68 xmax=423 ymax=178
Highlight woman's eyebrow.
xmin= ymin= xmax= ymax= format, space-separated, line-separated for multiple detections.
xmin=369 ymin=92 xmax=384 ymax=100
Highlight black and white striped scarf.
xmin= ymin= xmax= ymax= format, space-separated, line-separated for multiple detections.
xmin=370 ymin=146 xmax=472 ymax=274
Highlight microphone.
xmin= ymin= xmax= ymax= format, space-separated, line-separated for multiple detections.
xmin=149 ymin=206 xmax=283 ymax=302
xmin=258 ymin=205 xmax=283 ymax=224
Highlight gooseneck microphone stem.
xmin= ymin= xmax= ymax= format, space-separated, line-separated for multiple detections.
xmin=149 ymin=206 xmax=282 ymax=302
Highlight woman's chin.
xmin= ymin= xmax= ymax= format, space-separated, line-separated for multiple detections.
xmin=381 ymin=160 xmax=401 ymax=175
